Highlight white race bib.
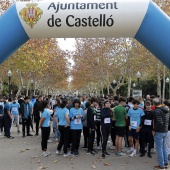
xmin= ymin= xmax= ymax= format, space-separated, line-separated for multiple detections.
xmin=144 ymin=119 xmax=152 ymax=125
xmin=94 ymin=115 xmax=96 ymax=121
xmin=74 ymin=119 xmax=82 ymax=125
xmin=12 ymin=108 xmax=17 ymax=112
xmin=104 ymin=118 xmax=111 ymax=124
xmin=131 ymin=121 xmax=137 ymax=127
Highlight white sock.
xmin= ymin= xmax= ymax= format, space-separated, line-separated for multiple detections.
xmin=133 ymin=149 xmax=136 ymax=153
xmin=130 ymin=147 xmax=134 ymax=150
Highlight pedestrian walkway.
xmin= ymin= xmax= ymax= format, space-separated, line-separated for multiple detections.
xmin=0 ymin=125 xmax=168 ymax=170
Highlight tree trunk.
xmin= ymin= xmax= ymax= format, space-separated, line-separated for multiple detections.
xmin=113 ymin=89 xmax=117 ymax=96
xmin=107 ymin=84 xmax=110 ymax=95
xmin=127 ymin=76 xmax=131 ymax=97
xmin=16 ymin=85 xmax=22 ymax=96
xmin=26 ymin=80 xmax=30 ymax=96
xmin=101 ymin=85 xmax=104 ymax=95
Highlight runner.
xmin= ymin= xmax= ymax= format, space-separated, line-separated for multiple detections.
xmin=114 ymin=97 xmax=127 ymax=156
xmin=39 ymin=100 xmax=51 ymax=157
xmin=69 ymin=99 xmax=84 ymax=156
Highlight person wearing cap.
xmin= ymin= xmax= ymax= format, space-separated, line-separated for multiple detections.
xmin=153 ymin=98 xmax=169 ymax=170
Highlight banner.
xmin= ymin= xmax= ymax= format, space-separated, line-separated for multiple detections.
xmin=16 ymin=0 xmax=150 ymax=38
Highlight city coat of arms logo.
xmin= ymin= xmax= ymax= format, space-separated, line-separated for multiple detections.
xmin=19 ymin=3 xmax=43 ymax=28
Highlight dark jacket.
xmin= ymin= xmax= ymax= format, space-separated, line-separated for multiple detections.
xmin=153 ymin=105 xmax=169 ymax=132
xmin=101 ymin=108 xmax=112 ymax=126
xmin=87 ymin=106 xmax=96 ymax=129
xmin=33 ymin=101 xmax=41 ymax=120
xmin=20 ymin=102 xmax=31 ymax=119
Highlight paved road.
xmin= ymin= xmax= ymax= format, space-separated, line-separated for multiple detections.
xmin=0 ymin=125 xmax=168 ymax=170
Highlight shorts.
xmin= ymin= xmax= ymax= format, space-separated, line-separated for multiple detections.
xmin=115 ymin=126 xmax=126 ymax=137
xmin=128 ymin=129 xmax=140 ymax=139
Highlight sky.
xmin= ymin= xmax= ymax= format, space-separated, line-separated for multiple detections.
xmin=57 ymin=38 xmax=76 ymax=51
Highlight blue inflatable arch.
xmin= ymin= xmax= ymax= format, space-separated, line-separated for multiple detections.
xmin=0 ymin=0 xmax=170 ymax=68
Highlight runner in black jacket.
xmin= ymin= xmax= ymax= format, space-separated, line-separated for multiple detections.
xmin=87 ymin=97 xmax=98 ymax=156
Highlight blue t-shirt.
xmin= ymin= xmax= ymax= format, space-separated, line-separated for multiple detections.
xmin=55 ymin=108 xmax=69 ymax=126
xmin=29 ymin=102 xmax=33 ymax=109
xmin=41 ymin=109 xmax=51 ymax=127
xmin=4 ymin=102 xmax=10 ymax=116
xmin=127 ymin=108 xmax=145 ymax=129
xmin=10 ymin=102 xmax=20 ymax=115
xmin=69 ymin=108 xmax=84 ymax=130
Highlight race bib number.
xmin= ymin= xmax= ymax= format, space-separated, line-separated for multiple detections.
xmin=74 ymin=119 xmax=82 ymax=124
xmin=131 ymin=121 xmax=137 ymax=127
xmin=94 ymin=115 xmax=96 ymax=121
xmin=144 ymin=119 xmax=152 ymax=125
xmin=104 ymin=118 xmax=111 ymax=124
xmin=12 ymin=108 xmax=17 ymax=111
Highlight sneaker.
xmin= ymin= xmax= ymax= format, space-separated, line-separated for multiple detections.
xmin=46 ymin=151 xmax=51 ymax=155
xmin=147 ymin=153 xmax=152 ymax=158
xmin=105 ymin=151 xmax=110 ymax=156
xmin=151 ymin=148 xmax=156 ymax=154
xmin=41 ymin=151 xmax=48 ymax=157
xmin=118 ymin=152 xmax=126 ymax=156
xmin=70 ymin=151 xmax=75 ymax=156
xmin=168 ymin=154 xmax=170 ymax=160
xmin=96 ymin=146 xmax=101 ymax=150
xmin=56 ymin=150 xmax=62 ymax=155
xmin=0 ymin=132 xmax=2 ymax=136
xmin=153 ymin=165 xmax=165 ymax=170
xmin=90 ymin=151 xmax=95 ymax=156
xmin=7 ymin=136 xmax=14 ymax=139
xmin=81 ymin=146 xmax=87 ymax=149
xmin=74 ymin=152 xmax=79 ymax=156
xmin=102 ymin=153 xmax=105 ymax=158
xmin=47 ymin=139 xmax=53 ymax=143
xmin=87 ymin=150 xmax=90 ymax=155
xmin=18 ymin=131 xmax=20 ymax=134
xmin=55 ymin=138 xmax=59 ymax=142
xmin=63 ymin=153 xmax=71 ymax=157
xmin=129 ymin=150 xmax=136 ymax=157
xmin=127 ymin=148 xmax=134 ymax=154
xmin=115 ymin=151 xmax=119 ymax=156
xmin=27 ymin=134 xmax=33 ymax=136
xmin=35 ymin=133 xmax=39 ymax=136
xmin=110 ymin=146 xmax=116 ymax=150
xmin=92 ymin=149 xmax=98 ymax=154
xmin=165 ymin=163 xmax=169 ymax=168
xmin=140 ymin=153 xmax=145 ymax=157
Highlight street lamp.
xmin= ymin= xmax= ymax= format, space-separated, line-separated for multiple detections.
xmin=166 ymin=77 xmax=169 ymax=100
xmin=8 ymin=70 xmax=12 ymax=98
xmin=113 ymin=80 xmax=116 ymax=84
xmin=136 ymin=71 xmax=141 ymax=84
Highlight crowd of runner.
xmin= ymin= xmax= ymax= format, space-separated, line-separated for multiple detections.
xmin=0 ymin=94 xmax=169 ymax=170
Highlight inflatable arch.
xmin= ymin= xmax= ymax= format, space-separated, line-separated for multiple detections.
xmin=0 ymin=0 xmax=170 ymax=68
